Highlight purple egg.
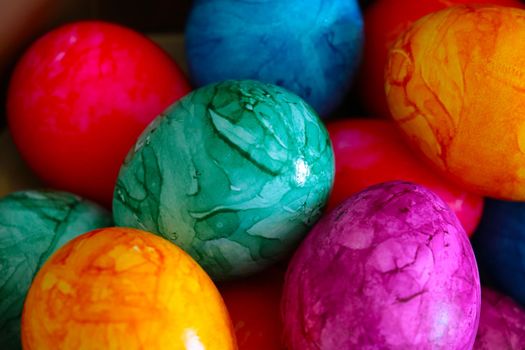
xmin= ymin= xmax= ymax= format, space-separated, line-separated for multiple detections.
xmin=474 ymin=287 xmax=525 ymax=349
xmin=282 ymin=181 xmax=480 ymax=349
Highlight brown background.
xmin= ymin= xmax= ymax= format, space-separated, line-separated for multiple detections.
xmin=55 ymin=0 xmax=192 ymax=33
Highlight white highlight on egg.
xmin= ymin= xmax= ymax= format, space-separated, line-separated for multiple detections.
xmin=183 ymin=329 xmax=205 ymax=350
xmin=54 ymin=52 xmax=66 ymax=62
xmin=431 ymin=304 xmax=451 ymax=340
xmin=294 ymin=158 xmax=310 ymax=186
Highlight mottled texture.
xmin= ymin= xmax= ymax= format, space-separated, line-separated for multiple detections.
xmin=357 ymin=0 xmax=524 ymax=118
xmin=283 ymin=181 xmax=480 ymax=349
xmin=474 ymin=287 xmax=525 ymax=349
xmin=21 ymin=228 xmax=237 ymax=350
xmin=472 ymin=199 xmax=525 ymax=306
xmin=0 ymin=190 xmax=111 ymax=350
xmin=185 ymin=0 xmax=363 ymax=117
xmin=385 ymin=5 xmax=525 ymax=200
xmin=113 ymin=80 xmax=334 ymax=280
xmin=326 ymin=119 xmax=483 ymax=235
xmin=7 ymin=21 xmax=190 ymax=206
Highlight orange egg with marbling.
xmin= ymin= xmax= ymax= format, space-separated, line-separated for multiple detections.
xmin=386 ymin=5 xmax=525 ymax=200
xmin=21 ymin=227 xmax=237 ymax=350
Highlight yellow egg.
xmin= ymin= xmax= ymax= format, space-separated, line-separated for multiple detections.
xmin=385 ymin=5 xmax=525 ymax=200
xmin=21 ymin=227 xmax=237 ymax=350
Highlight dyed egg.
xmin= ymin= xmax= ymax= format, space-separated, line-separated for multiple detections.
xmin=113 ymin=80 xmax=334 ymax=280
xmin=385 ymin=5 xmax=525 ymax=200
xmin=185 ymin=0 xmax=363 ymax=116
xmin=7 ymin=21 xmax=191 ymax=206
xmin=0 ymin=130 xmax=41 ymax=197
xmin=0 ymin=190 xmax=111 ymax=350
xmin=21 ymin=227 xmax=237 ymax=350
xmin=472 ymin=199 xmax=525 ymax=305
xmin=327 ymin=119 xmax=483 ymax=234
xmin=358 ymin=0 xmax=524 ymax=118
xmin=474 ymin=287 xmax=525 ymax=349
xmin=283 ymin=181 xmax=480 ymax=349
xmin=219 ymin=267 xmax=286 ymax=350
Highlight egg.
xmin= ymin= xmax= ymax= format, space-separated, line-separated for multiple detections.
xmin=282 ymin=181 xmax=480 ymax=349
xmin=0 ymin=190 xmax=111 ymax=350
xmin=357 ymin=0 xmax=524 ymax=118
xmin=7 ymin=21 xmax=191 ymax=206
xmin=185 ymin=0 xmax=364 ymax=116
xmin=385 ymin=5 xmax=525 ymax=200
xmin=219 ymin=267 xmax=286 ymax=350
xmin=474 ymin=287 xmax=525 ymax=350
xmin=21 ymin=227 xmax=237 ymax=350
xmin=113 ymin=80 xmax=334 ymax=280
xmin=472 ymin=199 xmax=525 ymax=306
xmin=326 ymin=119 xmax=483 ymax=235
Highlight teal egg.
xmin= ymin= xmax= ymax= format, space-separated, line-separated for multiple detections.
xmin=113 ymin=80 xmax=334 ymax=280
xmin=0 ymin=190 xmax=112 ymax=350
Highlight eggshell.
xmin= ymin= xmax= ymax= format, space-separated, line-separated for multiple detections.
xmin=219 ymin=266 xmax=286 ymax=350
xmin=0 ymin=190 xmax=111 ymax=349
xmin=113 ymin=80 xmax=334 ymax=281
xmin=358 ymin=0 xmax=524 ymax=118
xmin=21 ymin=227 xmax=237 ymax=350
xmin=283 ymin=181 xmax=480 ymax=349
xmin=472 ymin=199 xmax=525 ymax=306
xmin=326 ymin=119 xmax=483 ymax=235
xmin=385 ymin=5 xmax=525 ymax=200
xmin=7 ymin=21 xmax=190 ymax=206
xmin=474 ymin=287 xmax=525 ymax=350
xmin=185 ymin=0 xmax=363 ymax=116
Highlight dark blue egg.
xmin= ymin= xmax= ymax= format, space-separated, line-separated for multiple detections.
xmin=472 ymin=199 xmax=525 ymax=305
xmin=185 ymin=0 xmax=363 ymax=117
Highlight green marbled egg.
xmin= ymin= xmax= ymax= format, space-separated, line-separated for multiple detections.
xmin=0 ymin=190 xmax=112 ymax=350
xmin=113 ymin=80 xmax=334 ymax=280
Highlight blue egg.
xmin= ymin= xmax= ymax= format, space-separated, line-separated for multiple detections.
xmin=185 ymin=0 xmax=364 ymax=117
xmin=472 ymin=199 xmax=525 ymax=305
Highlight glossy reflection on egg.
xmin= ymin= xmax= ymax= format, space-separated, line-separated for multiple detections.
xmin=113 ymin=80 xmax=334 ymax=280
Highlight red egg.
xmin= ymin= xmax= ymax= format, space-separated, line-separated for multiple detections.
xmin=327 ymin=119 xmax=483 ymax=235
xmin=356 ymin=0 xmax=524 ymax=118
xmin=7 ymin=21 xmax=191 ymax=206
xmin=219 ymin=267 xmax=286 ymax=350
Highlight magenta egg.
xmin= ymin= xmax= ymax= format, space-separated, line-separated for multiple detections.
xmin=282 ymin=181 xmax=480 ymax=349
xmin=474 ymin=287 xmax=525 ymax=349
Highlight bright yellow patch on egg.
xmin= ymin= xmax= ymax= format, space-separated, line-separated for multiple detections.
xmin=21 ymin=227 xmax=237 ymax=350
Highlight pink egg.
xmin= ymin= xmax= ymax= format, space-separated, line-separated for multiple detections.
xmin=282 ymin=181 xmax=480 ymax=349
xmin=474 ymin=287 xmax=525 ymax=349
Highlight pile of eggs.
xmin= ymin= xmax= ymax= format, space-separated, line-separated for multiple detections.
xmin=3 ymin=0 xmax=525 ymax=349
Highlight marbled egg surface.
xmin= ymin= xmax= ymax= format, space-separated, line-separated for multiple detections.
xmin=326 ymin=119 xmax=483 ymax=235
xmin=385 ymin=5 xmax=525 ymax=200
xmin=283 ymin=181 xmax=480 ymax=349
xmin=185 ymin=0 xmax=364 ymax=116
xmin=0 ymin=190 xmax=111 ymax=350
xmin=21 ymin=227 xmax=237 ymax=350
xmin=113 ymin=80 xmax=334 ymax=280
xmin=473 ymin=199 xmax=525 ymax=306
xmin=474 ymin=287 xmax=525 ymax=350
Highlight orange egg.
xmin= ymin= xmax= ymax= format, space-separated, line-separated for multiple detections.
xmin=385 ymin=5 xmax=525 ymax=200
xmin=21 ymin=227 xmax=237 ymax=350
